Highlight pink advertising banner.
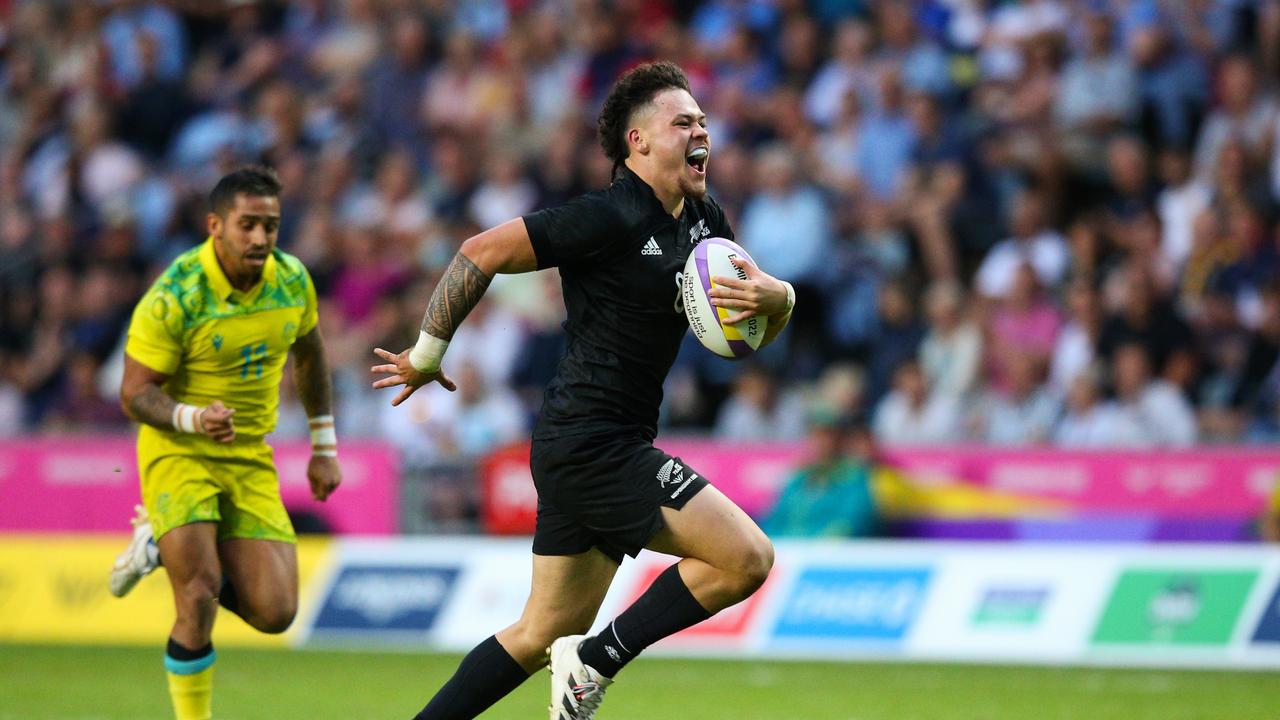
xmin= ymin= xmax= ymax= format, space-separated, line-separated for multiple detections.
xmin=878 ymin=446 xmax=1280 ymax=516
xmin=482 ymin=441 xmax=1280 ymax=531
xmin=0 ymin=438 xmax=398 ymax=534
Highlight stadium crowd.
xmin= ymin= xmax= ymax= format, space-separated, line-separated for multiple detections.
xmin=2 ymin=0 xmax=1280 ymax=461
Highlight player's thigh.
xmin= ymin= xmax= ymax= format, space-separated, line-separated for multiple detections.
xmin=218 ymin=537 xmax=298 ymax=610
xmin=519 ymin=548 xmax=619 ymax=634
xmin=647 ymin=484 xmax=772 ymax=573
xmin=141 ymin=454 xmax=224 ymax=541
xmin=157 ymin=521 xmax=222 ymax=602
xmin=217 ymin=445 xmax=296 ymax=545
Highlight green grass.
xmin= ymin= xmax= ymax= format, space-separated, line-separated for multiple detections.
xmin=1 ymin=644 xmax=1277 ymax=720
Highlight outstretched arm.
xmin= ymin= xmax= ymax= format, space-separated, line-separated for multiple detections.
xmin=292 ymin=326 xmax=341 ymax=501
xmin=373 ymin=218 xmax=538 ymax=406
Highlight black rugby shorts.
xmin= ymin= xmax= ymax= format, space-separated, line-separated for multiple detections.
xmin=529 ymin=431 xmax=709 ymax=564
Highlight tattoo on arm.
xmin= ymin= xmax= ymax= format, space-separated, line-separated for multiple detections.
xmin=292 ymin=328 xmax=334 ymax=417
xmin=127 ymin=383 xmax=179 ymax=430
xmin=422 ymin=252 xmax=492 ymax=340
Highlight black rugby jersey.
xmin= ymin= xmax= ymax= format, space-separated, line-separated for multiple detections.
xmin=522 ymin=165 xmax=734 ymax=442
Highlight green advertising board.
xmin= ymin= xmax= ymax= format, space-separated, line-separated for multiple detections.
xmin=1092 ymin=569 xmax=1258 ymax=645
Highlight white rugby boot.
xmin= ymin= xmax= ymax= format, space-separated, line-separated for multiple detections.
xmin=108 ymin=504 xmax=160 ymax=597
xmin=548 ymin=634 xmax=613 ymax=720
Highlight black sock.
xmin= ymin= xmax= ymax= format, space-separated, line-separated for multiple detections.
xmin=166 ymin=638 xmax=213 ymax=661
xmin=412 ymin=635 xmax=529 ymax=720
xmin=578 ymin=563 xmax=711 ymax=678
xmin=218 ymin=577 xmax=241 ymax=616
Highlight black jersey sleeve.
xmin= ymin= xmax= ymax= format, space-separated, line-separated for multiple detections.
xmin=522 ymin=193 xmax=632 ymax=270
xmin=706 ymin=195 xmax=735 ymax=242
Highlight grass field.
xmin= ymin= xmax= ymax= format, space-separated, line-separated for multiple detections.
xmin=2 ymin=644 xmax=1277 ymax=720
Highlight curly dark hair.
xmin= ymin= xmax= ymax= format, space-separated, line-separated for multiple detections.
xmin=597 ymin=61 xmax=692 ymax=178
xmin=209 ymin=165 xmax=283 ymax=216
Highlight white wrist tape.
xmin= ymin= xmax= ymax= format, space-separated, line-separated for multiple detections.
xmin=408 ymin=330 xmax=449 ymax=374
xmin=172 ymin=403 xmax=205 ymax=434
xmin=781 ymin=281 xmax=796 ymax=314
xmin=309 ymin=414 xmax=337 ymax=458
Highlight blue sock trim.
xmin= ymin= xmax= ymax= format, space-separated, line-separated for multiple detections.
xmin=165 ymin=649 xmax=216 ymax=675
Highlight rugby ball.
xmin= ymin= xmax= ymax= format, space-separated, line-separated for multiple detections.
xmin=682 ymin=237 xmax=767 ymax=359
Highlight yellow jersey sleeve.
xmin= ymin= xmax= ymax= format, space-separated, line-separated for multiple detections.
xmin=298 ymin=263 xmax=319 ymax=337
xmin=126 ymin=284 xmax=185 ymax=375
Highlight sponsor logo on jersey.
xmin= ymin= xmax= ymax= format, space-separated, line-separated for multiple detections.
xmin=641 ymin=237 xmax=663 ymax=256
xmin=313 ymin=564 xmax=459 ymax=632
xmin=772 ymin=567 xmax=931 ymax=642
xmin=689 ymin=219 xmax=710 ymax=243
xmin=1091 ymin=568 xmax=1257 ymax=646
xmin=656 ymin=459 xmax=683 ymax=488
xmin=670 ymin=473 xmax=697 ymax=499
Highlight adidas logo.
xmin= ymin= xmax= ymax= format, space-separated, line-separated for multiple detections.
xmin=641 ymin=237 xmax=663 ymax=256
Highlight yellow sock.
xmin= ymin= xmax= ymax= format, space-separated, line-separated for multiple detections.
xmin=166 ymin=664 xmax=214 ymax=720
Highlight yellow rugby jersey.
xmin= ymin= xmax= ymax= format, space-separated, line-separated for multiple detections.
xmin=126 ymin=238 xmax=318 ymax=445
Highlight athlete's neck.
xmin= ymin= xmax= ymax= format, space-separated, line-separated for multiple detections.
xmin=213 ymin=246 xmax=262 ymax=293
xmin=625 ymin=159 xmax=685 ymax=218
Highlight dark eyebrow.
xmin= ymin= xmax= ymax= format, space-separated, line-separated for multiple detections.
xmin=673 ymin=112 xmax=707 ymax=123
xmin=238 ymin=214 xmax=281 ymax=222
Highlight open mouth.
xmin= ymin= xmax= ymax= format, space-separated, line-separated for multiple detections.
xmin=686 ymin=146 xmax=708 ymax=175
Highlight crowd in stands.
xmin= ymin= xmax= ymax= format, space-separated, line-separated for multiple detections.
xmin=2 ymin=0 xmax=1280 ymax=464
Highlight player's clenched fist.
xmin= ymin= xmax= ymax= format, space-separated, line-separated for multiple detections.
xmin=200 ymin=400 xmax=237 ymax=443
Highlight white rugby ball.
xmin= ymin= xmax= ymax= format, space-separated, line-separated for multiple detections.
xmin=682 ymin=237 xmax=767 ymax=359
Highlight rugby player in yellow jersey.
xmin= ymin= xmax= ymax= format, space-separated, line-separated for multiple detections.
xmin=107 ymin=166 xmax=340 ymax=720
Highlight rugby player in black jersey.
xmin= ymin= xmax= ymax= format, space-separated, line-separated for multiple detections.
xmin=373 ymin=61 xmax=795 ymax=720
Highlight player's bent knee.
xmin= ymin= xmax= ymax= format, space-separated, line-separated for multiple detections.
xmin=250 ymin=600 xmax=297 ymax=634
xmin=734 ymin=537 xmax=774 ymax=598
xmin=175 ymin=573 xmax=222 ymax=611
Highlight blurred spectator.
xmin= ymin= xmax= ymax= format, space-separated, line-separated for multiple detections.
xmin=763 ymin=409 xmax=881 ymax=538
xmin=803 ymin=18 xmax=878 ymax=129
xmin=1098 ymin=263 xmax=1194 ymax=381
xmin=1194 ymin=283 xmax=1253 ymax=441
xmin=919 ymin=279 xmax=981 ymax=399
xmin=1049 ymin=277 xmax=1102 ymax=395
xmin=873 ymin=1 xmax=951 ymax=98
xmin=975 ymin=188 xmax=1069 ymax=298
xmin=101 ymin=0 xmax=187 ymax=90
xmin=42 ymin=351 xmax=128 ymax=432
xmin=852 ymin=70 xmax=915 ymax=201
xmin=1129 ymin=22 xmax=1208 ymax=150
xmin=865 ymin=281 xmax=925 ymax=406
xmin=380 ymin=360 xmax=525 ymax=466
xmin=987 ymin=263 xmax=1062 ymax=393
xmin=713 ymin=364 xmax=806 ymax=442
xmin=1193 ymin=53 xmax=1276 ymax=187
xmin=1232 ymin=281 xmax=1280 ymax=440
xmin=1110 ymin=341 xmax=1198 ymax=446
xmin=1156 ymin=145 xmax=1212 ymax=274
xmin=0 ymin=352 xmax=25 ymax=436
xmin=1054 ymin=367 xmax=1123 ymax=447
xmin=738 ymin=144 xmax=832 ymax=288
xmin=1057 ymin=10 xmax=1137 ymax=168
xmin=365 ymin=11 xmax=431 ymax=159
xmin=980 ymin=351 xmax=1060 ymax=446
xmin=873 ymin=358 xmax=963 ymax=445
